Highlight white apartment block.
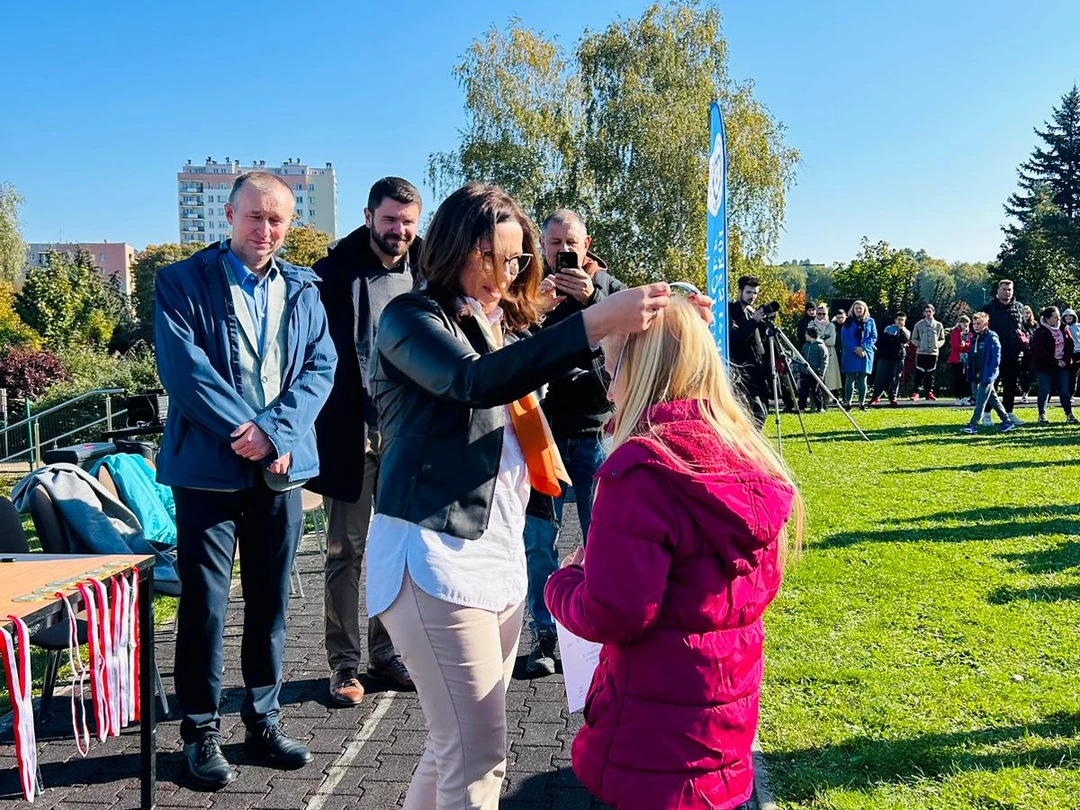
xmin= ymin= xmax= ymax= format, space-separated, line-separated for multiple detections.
xmin=178 ymin=157 xmax=338 ymax=246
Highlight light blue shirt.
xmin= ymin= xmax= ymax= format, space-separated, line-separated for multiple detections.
xmin=226 ymin=248 xmax=279 ymax=352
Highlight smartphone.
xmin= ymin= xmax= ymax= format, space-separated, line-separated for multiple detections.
xmin=555 ymin=251 xmax=580 ymax=272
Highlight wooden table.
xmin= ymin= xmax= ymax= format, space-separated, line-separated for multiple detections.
xmin=0 ymin=553 xmax=157 ymax=808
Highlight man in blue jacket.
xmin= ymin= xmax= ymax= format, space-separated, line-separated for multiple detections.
xmin=155 ymin=171 xmax=337 ymax=789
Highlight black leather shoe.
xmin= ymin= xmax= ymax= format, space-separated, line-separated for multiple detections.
xmin=368 ymin=656 xmax=415 ymax=691
xmin=182 ymin=736 xmax=236 ymax=790
xmin=245 ymin=724 xmax=313 ymax=769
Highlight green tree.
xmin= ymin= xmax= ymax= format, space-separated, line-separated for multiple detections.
xmin=281 ymin=223 xmax=332 ymax=268
xmin=130 ymin=242 xmax=204 ymax=343
xmin=994 ymin=86 xmax=1080 ymax=306
xmin=948 ymin=261 xmax=991 ymax=309
xmin=805 ymin=263 xmax=836 ymax=303
xmin=1006 ymin=85 xmax=1080 ymax=224
xmin=833 ymin=238 xmax=919 ymax=320
xmin=0 ymin=182 xmax=26 ymax=284
xmin=0 ymin=281 xmax=41 ymax=349
xmin=429 ymin=2 xmax=799 ymax=289
xmin=15 ymin=250 xmax=120 ymax=349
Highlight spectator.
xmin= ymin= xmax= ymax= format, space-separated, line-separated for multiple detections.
xmin=798 ymin=324 xmax=829 ymax=412
xmin=1018 ymin=305 xmax=1038 ymax=404
xmin=910 ymin=304 xmax=946 ymax=401
xmin=1031 ymin=306 xmax=1078 ymax=425
xmin=869 ymin=313 xmax=910 ymax=407
xmin=980 ymin=280 xmax=1026 ymax=425
xmin=948 ymin=315 xmax=974 ymax=405
xmin=310 ymin=177 xmax=423 ymax=706
xmin=962 ymin=312 xmax=1016 ymax=434
xmin=1063 ymin=308 xmax=1080 ymax=397
xmin=522 ymin=208 xmax=626 ymax=677
xmin=810 ymin=303 xmax=836 ymax=406
xmin=795 ymin=302 xmax=816 ymax=349
xmin=545 ymin=295 xmax=803 ymax=810
xmin=824 ymin=309 xmax=845 ymax=397
xmin=841 ymin=300 xmax=877 ymax=410
xmin=728 ymin=276 xmax=769 ymax=427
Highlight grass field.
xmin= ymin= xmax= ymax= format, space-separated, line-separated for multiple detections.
xmin=760 ymin=406 xmax=1080 ymax=810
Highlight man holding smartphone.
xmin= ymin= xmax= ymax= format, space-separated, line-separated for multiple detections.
xmin=523 ymin=208 xmax=626 ymax=676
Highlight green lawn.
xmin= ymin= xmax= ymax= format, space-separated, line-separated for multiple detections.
xmin=761 ymin=406 xmax=1080 ymax=810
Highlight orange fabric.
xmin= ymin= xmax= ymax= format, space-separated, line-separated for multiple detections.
xmin=464 ymin=298 xmax=570 ymax=497
xmin=509 ymin=393 xmax=570 ymax=497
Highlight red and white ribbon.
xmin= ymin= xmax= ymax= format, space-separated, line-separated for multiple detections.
xmin=0 ymin=616 xmax=40 ymax=801
xmin=73 ymin=574 xmax=140 ymax=741
xmin=55 ymin=591 xmax=90 ymax=757
xmin=76 ymin=581 xmax=109 ymax=740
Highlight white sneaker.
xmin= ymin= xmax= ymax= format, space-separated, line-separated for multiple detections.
xmin=1021 ymin=394 xmax=1029 ymax=404
xmin=955 ymin=398 xmax=964 ymax=406
xmin=1009 ymin=414 xmax=1025 ymax=426
xmin=982 ymin=413 xmax=993 ymax=426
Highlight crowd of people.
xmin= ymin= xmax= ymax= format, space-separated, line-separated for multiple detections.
xmin=728 ymin=277 xmax=1080 ymax=433
xmin=152 ymin=172 xmax=802 ymax=810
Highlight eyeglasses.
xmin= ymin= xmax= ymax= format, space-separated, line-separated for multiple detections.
xmin=477 ymin=249 xmax=533 ymax=278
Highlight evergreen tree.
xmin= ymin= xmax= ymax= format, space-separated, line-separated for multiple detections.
xmin=1005 ymin=85 xmax=1080 ymax=225
xmin=994 ymin=87 xmax=1080 ymax=306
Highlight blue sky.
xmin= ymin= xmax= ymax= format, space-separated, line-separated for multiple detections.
xmin=3 ymin=0 xmax=1077 ymax=266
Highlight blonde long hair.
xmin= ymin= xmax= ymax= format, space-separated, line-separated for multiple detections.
xmin=609 ymin=297 xmax=804 ymax=559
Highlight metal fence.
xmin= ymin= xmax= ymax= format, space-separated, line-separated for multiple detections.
xmin=0 ymin=388 xmax=128 ymax=470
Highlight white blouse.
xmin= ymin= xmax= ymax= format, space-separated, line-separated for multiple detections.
xmin=365 ymin=400 xmax=532 ymax=617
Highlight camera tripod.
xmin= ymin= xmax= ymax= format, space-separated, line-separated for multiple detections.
xmin=764 ymin=321 xmax=870 ymax=456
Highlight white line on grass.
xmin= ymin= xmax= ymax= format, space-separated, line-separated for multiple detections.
xmin=307 ymin=693 xmax=398 ymax=810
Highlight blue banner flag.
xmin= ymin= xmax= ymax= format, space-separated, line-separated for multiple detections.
xmin=706 ymin=100 xmax=729 ymax=363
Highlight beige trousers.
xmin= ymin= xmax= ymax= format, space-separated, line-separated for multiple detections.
xmin=379 ymin=572 xmax=524 ymax=810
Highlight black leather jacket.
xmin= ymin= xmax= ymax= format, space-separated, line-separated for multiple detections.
xmin=370 ymin=291 xmax=595 ymax=540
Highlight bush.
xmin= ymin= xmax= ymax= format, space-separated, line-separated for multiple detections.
xmin=35 ymin=343 xmax=161 ymax=410
xmin=0 ymin=348 xmax=66 ymax=419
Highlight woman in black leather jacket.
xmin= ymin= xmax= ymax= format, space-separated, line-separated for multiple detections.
xmin=365 ymin=182 xmax=669 ymax=810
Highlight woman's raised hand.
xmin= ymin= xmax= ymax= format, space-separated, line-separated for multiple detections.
xmin=582 ymin=283 xmax=670 ymax=346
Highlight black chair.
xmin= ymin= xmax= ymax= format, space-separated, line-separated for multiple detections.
xmin=0 ymin=495 xmax=89 ymax=721
xmin=23 ymin=486 xmax=171 ymax=719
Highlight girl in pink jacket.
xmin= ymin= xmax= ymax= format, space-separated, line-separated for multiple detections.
xmin=546 ymin=294 xmax=804 ymax=810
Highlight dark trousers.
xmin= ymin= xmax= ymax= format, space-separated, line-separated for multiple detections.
xmin=985 ymin=354 xmax=1020 ymax=414
xmin=324 ymin=434 xmax=396 ymax=673
xmin=798 ymin=374 xmax=823 ymax=411
xmin=174 ymin=480 xmax=302 ymax=742
xmin=1037 ymin=369 xmax=1075 ymax=417
xmin=913 ymin=353 xmax=938 ymax=395
xmin=950 ymin=363 xmax=971 ymax=399
xmin=872 ymin=357 xmax=903 ymax=401
xmin=733 ymin=363 xmax=768 ymax=427
xmin=1070 ymin=356 xmax=1080 ymax=397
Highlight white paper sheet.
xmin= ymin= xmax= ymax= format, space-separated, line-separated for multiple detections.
xmin=555 ymin=620 xmax=602 ymax=713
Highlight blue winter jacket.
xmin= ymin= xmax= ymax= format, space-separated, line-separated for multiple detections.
xmin=841 ymin=318 xmax=878 ymax=374
xmin=966 ymin=328 xmax=1002 ymax=385
xmin=153 ymin=242 xmax=337 ymax=490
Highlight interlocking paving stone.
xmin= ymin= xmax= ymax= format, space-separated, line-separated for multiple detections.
xmin=0 ymin=510 xmax=620 ymax=809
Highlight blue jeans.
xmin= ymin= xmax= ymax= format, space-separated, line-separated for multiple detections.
xmin=1037 ymin=368 xmax=1074 ymax=417
xmin=969 ymin=381 xmax=1009 ymax=426
xmin=524 ymin=434 xmax=607 ymax=633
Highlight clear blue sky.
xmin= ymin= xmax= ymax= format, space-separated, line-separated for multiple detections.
xmin=3 ymin=0 xmax=1077 ymax=266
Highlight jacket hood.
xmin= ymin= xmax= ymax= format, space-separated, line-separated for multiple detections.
xmin=601 ymin=400 xmax=794 ymax=570
xmin=584 ymin=250 xmax=609 ymax=271
xmin=321 ymin=225 xmax=423 ymax=281
xmin=1063 ymin=308 xmax=1077 ymax=321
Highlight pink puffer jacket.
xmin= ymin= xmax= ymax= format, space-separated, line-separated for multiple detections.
xmin=546 ymin=399 xmax=795 ymax=810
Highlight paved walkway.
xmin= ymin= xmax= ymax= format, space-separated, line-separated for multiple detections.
xmin=0 ymin=507 xmax=617 ymax=809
